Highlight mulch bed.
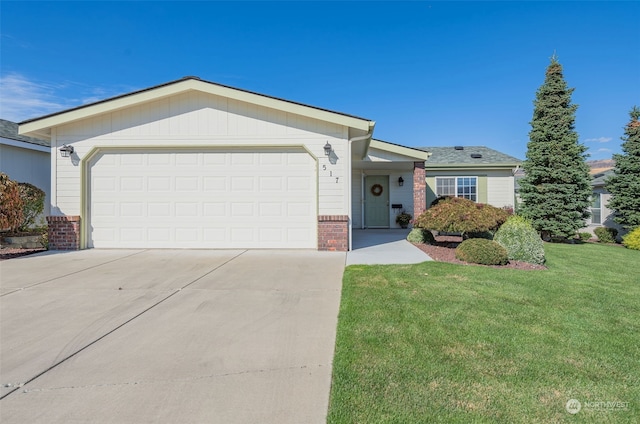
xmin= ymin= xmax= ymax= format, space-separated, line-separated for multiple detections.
xmin=0 ymin=247 xmax=46 ymax=261
xmin=413 ymin=235 xmax=547 ymax=270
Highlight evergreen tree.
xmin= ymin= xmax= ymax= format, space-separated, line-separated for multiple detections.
xmin=606 ymin=106 xmax=640 ymax=229
xmin=519 ymin=55 xmax=591 ymax=240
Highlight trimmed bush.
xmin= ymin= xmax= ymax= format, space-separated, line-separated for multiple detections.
xmin=494 ymin=215 xmax=545 ymax=265
xmin=622 ymin=227 xmax=640 ymax=251
xmin=455 ymin=238 xmax=509 ymax=265
xmin=578 ymin=232 xmax=592 ymax=242
xmin=407 ymin=228 xmax=436 ymax=244
xmin=415 ymin=197 xmax=510 ymax=237
xmin=0 ymin=172 xmax=24 ymax=232
xmin=18 ymin=182 xmax=45 ymax=231
xmin=594 ymin=226 xmax=618 ymax=244
xmin=467 ymin=231 xmax=494 ymax=240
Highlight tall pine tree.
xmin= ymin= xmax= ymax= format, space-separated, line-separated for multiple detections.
xmin=606 ymin=106 xmax=640 ymax=229
xmin=519 ymin=55 xmax=591 ymax=240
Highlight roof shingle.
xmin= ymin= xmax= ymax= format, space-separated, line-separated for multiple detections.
xmin=417 ymin=146 xmax=522 ymax=166
xmin=0 ymin=119 xmax=50 ymax=147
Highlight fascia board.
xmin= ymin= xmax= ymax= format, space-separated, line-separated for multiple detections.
xmin=426 ymin=163 xmax=521 ymax=170
xmin=20 ymin=79 xmax=373 ymax=137
xmin=0 ymin=137 xmax=50 ymax=153
xmin=369 ymin=139 xmax=430 ymax=161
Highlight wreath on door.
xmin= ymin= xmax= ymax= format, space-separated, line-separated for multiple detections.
xmin=370 ymin=184 xmax=384 ymax=196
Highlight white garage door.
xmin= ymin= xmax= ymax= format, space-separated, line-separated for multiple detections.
xmin=88 ymin=149 xmax=317 ymax=249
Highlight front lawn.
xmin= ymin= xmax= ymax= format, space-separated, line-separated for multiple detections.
xmin=328 ymin=243 xmax=639 ymax=423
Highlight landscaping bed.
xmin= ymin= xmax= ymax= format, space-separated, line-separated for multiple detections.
xmin=412 ymin=235 xmax=546 ymax=270
xmin=0 ymin=246 xmax=46 ymax=260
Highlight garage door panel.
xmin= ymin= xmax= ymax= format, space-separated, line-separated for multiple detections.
xmin=89 ymin=150 xmax=316 ymax=248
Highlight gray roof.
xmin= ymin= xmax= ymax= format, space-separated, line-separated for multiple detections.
xmin=0 ymin=119 xmax=50 ymax=147
xmin=592 ymin=169 xmax=615 ymax=187
xmin=417 ymin=146 xmax=522 ymax=166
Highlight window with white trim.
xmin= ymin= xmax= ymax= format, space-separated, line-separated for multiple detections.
xmin=435 ymin=177 xmax=477 ymax=201
xmin=590 ymin=192 xmax=601 ymax=224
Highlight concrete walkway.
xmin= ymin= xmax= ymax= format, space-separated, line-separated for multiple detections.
xmin=0 ymin=249 xmax=345 ymax=423
xmin=346 ymin=229 xmax=432 ymax=265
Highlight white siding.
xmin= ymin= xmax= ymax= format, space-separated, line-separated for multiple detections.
xmin=351 ymin=170 xmax=363 ymax=228
xmin=0 ymin=144 xmax=51 ymax=219
xmin=52 ymin=91 xmax=350 ymax=218
xmin=486 ymin=171 xmax=515 ymax=208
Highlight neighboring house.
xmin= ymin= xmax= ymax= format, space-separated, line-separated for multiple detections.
xmin=0 ymin=119 xmax=51 ymax=221
xmin=19 ymin=77 xmax=429 ymax=251
xmin=416 ymin=146 xmax=521 ymax=209
xmin=585 ymin=170 xmax=625 ymax=237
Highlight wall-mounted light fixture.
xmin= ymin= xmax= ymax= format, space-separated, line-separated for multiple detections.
xmin=323 ymin=141 xmax=332 ymax=157
xmin=398 ymin=176 xmax=404 ymax=187
xmin=59 ymin=145 xmax=74 ymax=158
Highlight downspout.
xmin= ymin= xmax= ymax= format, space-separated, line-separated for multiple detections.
xmin=348 ymin=123 xmax=375 ymax=251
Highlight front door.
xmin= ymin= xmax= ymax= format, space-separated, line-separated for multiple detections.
xmin=365 ymin=175 xmax=390 ymax=228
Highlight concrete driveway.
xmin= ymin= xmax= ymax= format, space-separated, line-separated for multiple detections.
xmin=0 ymin=249 xmax=345 ymax=423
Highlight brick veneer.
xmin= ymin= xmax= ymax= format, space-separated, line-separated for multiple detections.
xmin=47 ymin=216 xmax=81 ymax=250
xmin=318 ymin=215 xmax=349 ymax=251
xmin=413 ymin=161 xmax=426 ymax=220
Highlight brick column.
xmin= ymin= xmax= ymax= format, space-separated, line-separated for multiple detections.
xmin=318 ymin=215 xmax=349 ymax=251
xmin=47 ymin=216 xmax=81 ymax=250
xmin=413 ymin=161 xmax=426 ymax=220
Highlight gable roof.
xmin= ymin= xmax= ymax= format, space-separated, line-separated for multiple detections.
xmin=19 ymin=76 xmax=375 ymax=139
xmin=416 ymin=146 xmax=522 ymax=168
xmin=0 ymin=119 xmax=50 ymax=148
xmin=592 ymin=169 xmax=615 ymax=187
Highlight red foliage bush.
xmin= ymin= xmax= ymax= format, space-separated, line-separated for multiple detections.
xmin=415 ymin=197 xmax=509 ymax=236
xmin=0 ymin=173 xmax=24 ymax=232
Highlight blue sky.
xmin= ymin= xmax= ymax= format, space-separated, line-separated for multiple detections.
xmin=1 ymin=1 xmax=638 ymax=161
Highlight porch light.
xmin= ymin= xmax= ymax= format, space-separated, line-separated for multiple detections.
xmin=59 ymin=145 xmax=74 ymax=158
xmin=323 ymin=141 xmax=332 ymax=157
xmin=398 ymin=176 xmax=404 ymax=187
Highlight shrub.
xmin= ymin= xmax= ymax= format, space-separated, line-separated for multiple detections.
xmin=455 ymin=238 xmax=509 ymax=265
xmin=0 ymin=173 xmax=24 ymax=232
xmin=467 ymin=231 xmax=494 ymax=240
xmin=415 ymin=197 xmax=509 ymax=238
xmin=40 ymin=231 xmax=49 ymax=250
xmin=396 ymin=211 xmax=412 ymax=228
xmin=594 ymin=226 xmax=618 ymax=244
xmin=430 ymin=195 xmax=451 ymax=208
xmin=18 ymin=182 xmax=45 ymax=231
xmin=622 ymin=227 xmax=640 ymax=251
xmin=407 ymin=228 xmax=436 ymax=244
xmin=493 ymin=215 xmax=546 ymax=265
xmin=578 ymin=232 xmax=592 ymax=242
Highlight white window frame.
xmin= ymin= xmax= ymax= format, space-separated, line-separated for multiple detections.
xmin=590 ymin=192 xmax=602 ymax=225
xmin=435 ymin=176 xmax=478 ymax=202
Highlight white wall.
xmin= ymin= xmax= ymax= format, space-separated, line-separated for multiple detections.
xmin=51 ymin=91 xmax=351 ymax=218
xmin=583 ymin=189 xmax=626 ymax=239
xmin=486 ymin=171 xmax=516 ymax=208
xmin=0 ymin=143 xmax=51 ymax=220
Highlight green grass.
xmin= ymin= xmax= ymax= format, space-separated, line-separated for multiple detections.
xmin=328 ymin=243 xmax=640 ymax=423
